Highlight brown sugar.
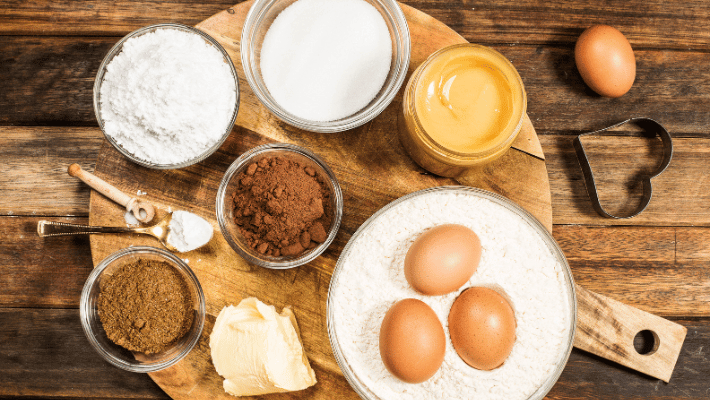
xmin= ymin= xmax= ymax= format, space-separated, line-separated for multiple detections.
xmin=97 ymin=259 xmax=194 ymax=354
xmin=231 ymin=155 xmax=333 ymax=258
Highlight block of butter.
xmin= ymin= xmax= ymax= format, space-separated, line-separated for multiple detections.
xmin=209 ymin=297 xmax=317 ymax=396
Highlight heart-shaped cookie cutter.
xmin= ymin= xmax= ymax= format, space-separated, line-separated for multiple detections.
xmin=573 ymin=117 xmax=673 ymax=219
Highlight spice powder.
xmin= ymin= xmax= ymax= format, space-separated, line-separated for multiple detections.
xmin=97 ymin=259 xmax=194 ymax=354
xmin=232 ymin=155 xmax=333 ymax=257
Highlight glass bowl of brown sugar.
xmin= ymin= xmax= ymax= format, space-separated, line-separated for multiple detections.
xmin=216 ymin=143 xmax=343 ymax=269
xmin=80 ymin=246 xmax=206 ymax=373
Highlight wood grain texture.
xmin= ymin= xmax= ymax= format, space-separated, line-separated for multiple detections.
xmin=0 ymin=37 xmax=113 ymax=126
xmin=3 ymin=40 xmax=710 ymax=135
xmin=3 ymin=0 xmax=709 ymax=52
xmin=0 ymin=127 xmax=103 ymax=216
xmin=1 ymin=308 xmax=708 ymax=399
xmin=6 ymin=127 xmax=710 ymax=228
xmin=0 ymin=308 xmax=169 ymax=399
xmin=407 ymin=0 xmax=710 ymax=50
xmin=5 ymin=209 xmax=710 ymax=317
xmin=574 ymin=284 xmax=687 ymax=382
xmin=0 ymin=216 xmax=94 ymax=308
xmin=0 ymin=0 xmax=239 ymax=36
xmin=544 ymin=135 xmax=710 ymax=226
xmin=556 ymin=225 xmax=710 ymax=317
xmin=2 ymin=0 xmax=710 ymax=398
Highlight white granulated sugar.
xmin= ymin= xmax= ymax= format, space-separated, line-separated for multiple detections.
xmin=167 ymin=210 xmax=214 ymax=253
xmin=330 ymin=190 xmax=573 ymax=400
xmin=260 ymin=0 xmax=392 ymax=122
xmin=100 ymin=28 xmax=236 ymax=165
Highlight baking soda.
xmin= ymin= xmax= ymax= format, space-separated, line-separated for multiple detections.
xmin=167 ymin=211 xmax=213 ymax=253
xmin=260 ymin=0 xmax=392 ymax=122
xmin=330 ymin=190 xmax=573 ymax=400
xmin=100 ymin=28 xmax=236 ymax=165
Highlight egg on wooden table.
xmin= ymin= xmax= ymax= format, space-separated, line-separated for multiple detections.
xmin=379 ymin=298 xmax=446 ymax=383
xmin=575 ymin=24 xmax=636 ymax=98
xmin=404 ymin=224 xmax=482 ymax=296
xmin=448 ymin=287 xmax=516 ymax=370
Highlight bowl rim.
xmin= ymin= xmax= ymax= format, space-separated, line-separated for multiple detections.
xmin=93 ymin=22 xmax=240 ymax=169
xmin=326 ymin=186 xmax=577 ymax=400
xmin=240 ymin=0 xmax=411 ymax=133
xmin=216 ymin=143 xmax=344 ymax=269
xmin=80 ymin=246 xmax=206 ymax=373
xmin=404 ymin=43 xmax=528 ymax=160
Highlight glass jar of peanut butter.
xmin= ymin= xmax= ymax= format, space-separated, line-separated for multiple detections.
xmin=399 ymin=43 xmax=527 ymax=177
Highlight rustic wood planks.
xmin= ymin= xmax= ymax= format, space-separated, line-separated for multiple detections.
xmin=2 ymin=0 xmax=710 ymax=399
xmin=4 ymin=37 xmax=710 ymax=134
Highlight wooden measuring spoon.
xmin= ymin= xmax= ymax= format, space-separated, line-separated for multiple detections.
xmin=68 ymin=163 xmax=155 ymax=224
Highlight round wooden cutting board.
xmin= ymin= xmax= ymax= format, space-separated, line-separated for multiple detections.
xmin=88 ymin=2 xmax=551 ymax=399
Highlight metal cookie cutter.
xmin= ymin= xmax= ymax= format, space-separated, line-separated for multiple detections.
xmin=573 ymin=117 xmax=673 ymax=219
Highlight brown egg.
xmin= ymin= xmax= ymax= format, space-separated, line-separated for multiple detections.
xmin=575 ymin=25 xmax=636 ymax=98
xmin=379 ymin=299 xmax=446 ymax=383
xmin=448 ymin=287 xmax=516 ymax=370
xmin=404 ymin=224 xmax=481 ymax=295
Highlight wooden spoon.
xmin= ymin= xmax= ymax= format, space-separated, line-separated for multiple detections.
xmin=37 ymin=213 xmax=178 ymax=252
xmin=68 ymin=163 xmax=155 ymax=224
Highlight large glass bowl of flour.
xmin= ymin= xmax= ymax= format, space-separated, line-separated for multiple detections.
xmin=94 ymin=23 xmax=239 ymax=169
xmin=241 ymin=0 xmax=410 ymax=133
xmin=327 ymin=186 xmax=577 ymax=400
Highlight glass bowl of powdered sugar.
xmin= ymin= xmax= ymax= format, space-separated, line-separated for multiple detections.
xmin=241 ymin=0 xmax=410 ymax=133
xmin=94 ymin=23 xmax=239 ymax=169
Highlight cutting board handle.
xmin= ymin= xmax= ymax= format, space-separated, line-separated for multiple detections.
xmin=574 ymin=284 xmax=687 ymax=382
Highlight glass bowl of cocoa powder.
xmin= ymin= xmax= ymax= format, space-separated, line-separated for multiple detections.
xmin=216 ymin=143 xmax=343 ymax=269
xmin=80 ymin=246 xmax=206 ymax=372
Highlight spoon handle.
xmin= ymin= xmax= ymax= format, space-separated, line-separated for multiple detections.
xmin=37 ymin=220 xmax=136 ymax=237
xmin=68 ymin=164 xmax=133 ymax=208
xmin=67 ymin=163 xmax=156 ymax=224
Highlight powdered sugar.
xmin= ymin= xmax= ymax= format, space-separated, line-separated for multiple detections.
xmin=329 ymin=189 xmax=574 ymax=400
xmin=99 ymin=27 xmax=237 ymax=165
xmin=260 ymin=0 xmax=392 ymax=121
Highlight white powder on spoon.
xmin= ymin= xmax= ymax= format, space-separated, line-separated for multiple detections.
xmin=330 ymin=190 xmax=574 ymax=400
xmin=260 ymin=0 xmax=392 ymax=122
xmin=100 ymin=28 xmax=237 ymax=165
xmin=167 ymin=211 xmax=213 ymax=253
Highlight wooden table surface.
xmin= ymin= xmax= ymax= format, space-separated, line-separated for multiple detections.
xmin=2 ymin=1 xmax=709 ymax=399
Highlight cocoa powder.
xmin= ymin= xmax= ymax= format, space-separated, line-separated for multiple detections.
xmin=232 ymin=155 xmax=333 ymax=257
xmin=97 ymin=259 xmax=194 ymax=354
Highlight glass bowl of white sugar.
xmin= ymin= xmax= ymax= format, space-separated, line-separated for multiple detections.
xmin=327 ymin=186 xmax=577 ymax=400
xmin=94 ymin=23 xmax=239 ymax=169
xmin=241 ymin=0 xmax=410 ymax=133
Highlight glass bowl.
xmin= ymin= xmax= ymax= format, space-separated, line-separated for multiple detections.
xmin=327 ymin=186 xmax=577 ymax=400
xmin=216 ymin=143 xmax=343 ymax=269
xmin=80 ymin=246 xmax=206 ymax=373
xmin=240 ymin=0 xmax=410 ymax=133
xmin=93 ymin=23 xmax=240 ymax=169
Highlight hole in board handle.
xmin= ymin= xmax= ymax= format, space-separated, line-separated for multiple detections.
xmin=633 ymin=329 xmax=660 ymax=355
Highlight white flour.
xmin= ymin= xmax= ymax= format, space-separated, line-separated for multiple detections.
xmin=167 ymin=210 xmax=213 ymax=253
xmin=100 ymin=28 xmax=236 ymax=165
xmin=260 ymin=0 xmax=392 ymax=121
xmin=330 ymin=190 xmax=573 ymax=400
